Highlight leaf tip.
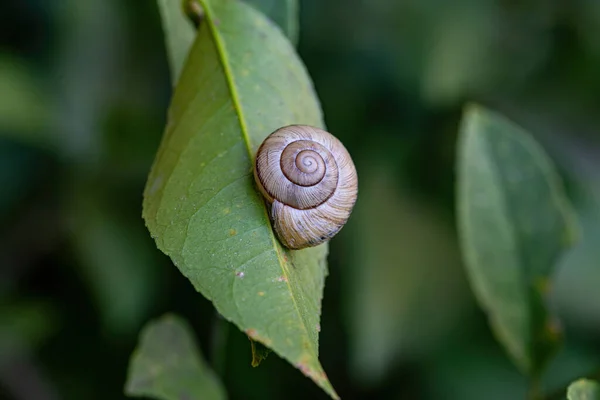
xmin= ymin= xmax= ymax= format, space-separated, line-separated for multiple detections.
xmin=292 ymin=358 xmax=339 ymax=400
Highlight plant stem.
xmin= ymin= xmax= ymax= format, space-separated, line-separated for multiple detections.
xmin=210 ymin=311 xmax=229 ymax=380
xmin=528 ymin=377 xmax=542 ymax=400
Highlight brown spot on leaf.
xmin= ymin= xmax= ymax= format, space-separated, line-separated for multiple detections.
xmin=302 ymin=338 xmax=312 ymax=350
xmin=229 ymin=229 xmax=237 ymax=236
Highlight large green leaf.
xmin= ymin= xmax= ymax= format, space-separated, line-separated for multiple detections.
xmin=125 ymin=314 xmax=226 ymax=400
xmin=157 ymin=0 xmax=197 ymax=84
xmin=244 ymin=0 xmax=298 ymax=46
xmin=143 ymin=0 xmax=336 ymax=397
xmin=456 ymin=104 xmax=577 ymax=377
xmin=567 ymin=379 xmax=600 ymax=400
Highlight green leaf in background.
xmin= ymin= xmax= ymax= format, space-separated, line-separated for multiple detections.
xmin=125 ymin=314 xmax=226 ymax=400
xmin=144 ymin=0 xmax=336 ymax=397
xmin=456 ymin=104 xmax=577 ymax=377
xmin=567 ymin=379 xmax=600 ymax=400
xmin=243 ymin=0 xmax=299 ymax=46
xmin=157 ymin=0 xmax=197 ymax=85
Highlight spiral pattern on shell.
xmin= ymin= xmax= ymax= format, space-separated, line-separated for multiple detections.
xmin=253 ymin=125 xmax=358 ymax=249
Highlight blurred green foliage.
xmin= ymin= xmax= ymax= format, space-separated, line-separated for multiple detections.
xmin=456 ymin=105 xmax=577 ymax=379
xmin=125 ymin=314 xmax=226 ymax=400
xmin=1 ymin=0 xmax=600 ymax=399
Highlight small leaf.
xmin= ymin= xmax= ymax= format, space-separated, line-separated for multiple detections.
xmin=567 ymin=379 xmax=600 ymax=400
xmin=249 ymin=338 xmax=272 ymax=367
xmin=243 ymin=0 xmax=299 ymax=45
xmin=125 ymin=314 xmax=226 ymax=400
xmin=456 ymin=104 xmax=577 ymax=376
xmin=157 ymin=0 xmax=197 ymax=84
xmin=143 ymin=0 xmax=336 ymax=397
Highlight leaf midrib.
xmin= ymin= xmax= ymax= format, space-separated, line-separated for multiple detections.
xmin=200 ymin=0 xmax=319 ymax=359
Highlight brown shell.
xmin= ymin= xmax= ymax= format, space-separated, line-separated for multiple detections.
xmin=253 ymin=125 xmax=358 ymax=249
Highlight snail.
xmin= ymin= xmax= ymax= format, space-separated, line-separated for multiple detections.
xmin=253 ymin=125 xmax=358 ymax=250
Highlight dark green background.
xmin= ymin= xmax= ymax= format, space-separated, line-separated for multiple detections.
xmin=1 ymin=1 xmax=600 ymax=399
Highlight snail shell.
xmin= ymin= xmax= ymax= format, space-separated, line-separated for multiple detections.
xmin=253 ymin=125 xmax=358 ymax=250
